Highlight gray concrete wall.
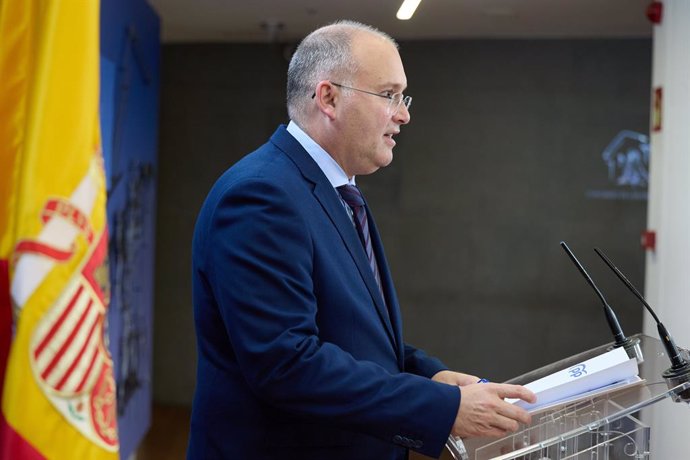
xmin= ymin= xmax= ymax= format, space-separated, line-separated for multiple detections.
xmin=155 ymin=39 xmax=651 ymax=405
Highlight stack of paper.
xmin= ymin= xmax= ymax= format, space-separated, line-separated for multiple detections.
xmin=508 ymin=347 xmax=641 ymax=413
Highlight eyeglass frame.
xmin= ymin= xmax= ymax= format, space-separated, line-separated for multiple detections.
xmin=311 ymin=81 xmax=412 ymax=114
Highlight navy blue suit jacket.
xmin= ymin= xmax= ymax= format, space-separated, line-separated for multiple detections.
xmin=188 ymin=125 xmax=459 ymax=460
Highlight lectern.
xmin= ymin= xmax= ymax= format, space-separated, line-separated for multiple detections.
xmin=447 ymin=333 xmax=690 ymax=459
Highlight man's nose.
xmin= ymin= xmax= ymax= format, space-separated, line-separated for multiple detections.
xmin=393 ymin=102 xmax=410 ymax=125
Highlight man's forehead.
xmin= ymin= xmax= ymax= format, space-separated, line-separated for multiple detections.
xmin=351 ymin=38 xmax=406 ymax=88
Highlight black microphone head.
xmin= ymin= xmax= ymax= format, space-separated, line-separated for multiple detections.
xmin=560 ymin=241 xmax=629 ymax=347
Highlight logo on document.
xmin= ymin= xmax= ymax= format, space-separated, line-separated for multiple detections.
xmin=568 ymin=364 xmax=587 ymax=379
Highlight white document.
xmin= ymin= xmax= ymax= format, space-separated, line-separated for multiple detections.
xmin=507 ymin=347 xmax=640 ymax=412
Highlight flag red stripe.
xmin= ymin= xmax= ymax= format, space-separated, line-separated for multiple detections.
xmin=34 ymin=284 xmax=84 ymax=359
xmin=14 ymin=240 xmax=73 ymax=261
xmin=0 ymin=413 xmax=45 ymax=460
xmin=40 ymin=298 xmax=93 ymax=381
xmin=75 ymin=335 xmax=100 ymax=393
xmin=54 ymin=312 xmax=100 ymax=391
xmin=0 ymin=260 xmax=11 ymax=400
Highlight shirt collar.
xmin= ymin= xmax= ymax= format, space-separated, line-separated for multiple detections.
xmin=287 ymin=120 xmax=355 ymax=188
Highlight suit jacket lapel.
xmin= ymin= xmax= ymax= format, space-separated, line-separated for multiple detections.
xmin=270 ymin=126 xmax=398 ymax=352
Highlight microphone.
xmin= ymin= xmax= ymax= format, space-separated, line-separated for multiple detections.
xmin=594 ymin=247 xmax=690 ymax=401
xmin=560 ymin=241 xmax=633 ymax=349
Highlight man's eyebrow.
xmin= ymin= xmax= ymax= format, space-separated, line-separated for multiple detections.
xmin=377 ymin=82 xmax=407 ymax=92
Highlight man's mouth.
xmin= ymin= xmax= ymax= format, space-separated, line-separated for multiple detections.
xmin=384 ymin=132 xmax=397 ymax=146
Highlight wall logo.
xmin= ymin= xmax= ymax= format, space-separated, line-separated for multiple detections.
xmin=587 ymin=130 xmax=649 ymax=201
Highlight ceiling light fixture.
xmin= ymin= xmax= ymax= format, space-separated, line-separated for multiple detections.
xmin=396 ymin=0 xmax=422 ymax=20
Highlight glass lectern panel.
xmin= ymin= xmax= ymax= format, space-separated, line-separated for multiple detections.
xmin=447 ymin=333 xmax=690 ymax=460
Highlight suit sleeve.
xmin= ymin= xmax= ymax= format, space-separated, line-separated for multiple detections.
xmin=198 ymin=177 xmax=459 ymax=458
xmin=403 ymin=343 xmax=449 ymax=378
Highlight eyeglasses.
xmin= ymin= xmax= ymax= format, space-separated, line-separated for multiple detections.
xmin=312 ymin=81 xmax=412 ymax=115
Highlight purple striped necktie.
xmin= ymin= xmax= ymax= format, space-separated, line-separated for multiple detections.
xmin=337 ymin=185 xmax=385 ymax=301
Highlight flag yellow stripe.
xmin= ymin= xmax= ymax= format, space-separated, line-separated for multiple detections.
xmin=0 ymin=0 xmax=118 ymax=458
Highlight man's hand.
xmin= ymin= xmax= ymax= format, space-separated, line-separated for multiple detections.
xmin=451 ymin=383 xmax=536 ymax=439
xmin=432 ymin=370 xmax=480 ymax=387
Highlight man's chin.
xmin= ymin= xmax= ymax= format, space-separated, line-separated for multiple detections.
xmin=378 ymin=150 xmax=394 ymax=168
xmin=357 ymin=152 xmax=394 ymax=176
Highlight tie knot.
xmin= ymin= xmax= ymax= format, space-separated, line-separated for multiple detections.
xmin=337 ymin=185 xmax=365 ymax=208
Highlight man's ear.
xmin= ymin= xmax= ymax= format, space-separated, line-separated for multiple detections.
xmin=313 ymin=80 xmax=338 ymax=120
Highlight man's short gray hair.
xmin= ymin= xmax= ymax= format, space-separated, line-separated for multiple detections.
xmin=287 ymin=20 xmax=397 ymax=124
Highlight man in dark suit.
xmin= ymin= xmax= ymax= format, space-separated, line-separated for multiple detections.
xmin=188 ymin=20 xmax=535 ymax=460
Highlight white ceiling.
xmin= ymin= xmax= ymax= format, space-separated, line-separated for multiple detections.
xmin=148 ymin=0 xmax=653 ymax=43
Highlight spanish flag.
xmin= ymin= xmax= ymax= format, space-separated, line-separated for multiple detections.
xmin=0 ymin=0 xmax=119 ymax=458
